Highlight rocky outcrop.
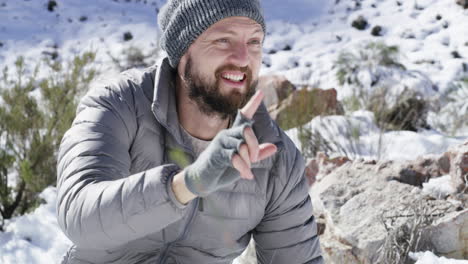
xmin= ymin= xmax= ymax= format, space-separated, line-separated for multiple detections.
xmin=256 ymin=75 xmax=295 ymax=109
xmin=257 ymin=75 xmax=344 ymax=130
xmin=428 ymin=210 xmax=468 ymax=259
xmin=310 ymin=140 xmax=468 ymax=263
xmin=272 ymin=88 xmax=344 ymax=130
xmin=446 ymin=141 xmax=468 ymax=192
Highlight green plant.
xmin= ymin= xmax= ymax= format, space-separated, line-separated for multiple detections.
xmin=336 ymin=42 xmax=430 ymax=132
xmin=430 ymin=78 xmax=468 ymax=136
xmin=108 ymin=45 xmax=160 ymax=71
xmin=336 ymin=41 xmax=404 ymax=88
xmin=0 ymin=52 xmax=97 ymax=230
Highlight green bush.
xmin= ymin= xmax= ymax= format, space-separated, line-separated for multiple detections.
xmin=0 ymin=53 xmax=97 ymax=230
xmin=336 ymin=42 xmax=430 ymax=132
xmin=430 ymin=78 xmax=468 ymax=136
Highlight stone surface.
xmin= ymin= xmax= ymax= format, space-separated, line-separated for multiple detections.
xmin=256 ymin=75 xmax=295 ymax=110
xmin=272 ymin=88 xmax=344 ymax=130
xmin=448 ymin=141 xmax=468 ymax=192
xmin=310 ymin=141 xmax=468 ymax=263
xmin=428 ymin=209 xmax=468 ymax=259
xmin=305 ymin=152 xmax=350 ymax=187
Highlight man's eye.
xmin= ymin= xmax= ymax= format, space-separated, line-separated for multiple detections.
xmin=248 ymin=39 xmax=261 ymax=45
xmin=216 ymin=38 xmax=229 ymax=43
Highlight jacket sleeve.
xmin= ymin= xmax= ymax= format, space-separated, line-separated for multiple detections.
xmin=56 ymin=79 xmax=188 ymax=250
xmin=253 ymin=138 xmax=323 ymax=264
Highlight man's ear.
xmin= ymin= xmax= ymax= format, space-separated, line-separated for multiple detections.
xmin=178 ymin=53 xmax=188 ymax=78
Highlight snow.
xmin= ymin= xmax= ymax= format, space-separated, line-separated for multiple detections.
xmin=0 ymin=187 xmax=72 ymax=264
xmin=422 ymin=175 xmax=458 ymax=199
xmin=410 ymin=251 xmax=468 ymax=264
xmin=0 ymin=0 xmax=467 ymax=263
xmin=286 ymin=111 xmax=465 ymax=161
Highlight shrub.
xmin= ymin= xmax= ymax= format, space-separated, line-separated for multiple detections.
xmin=428 ymin=78 xmax=468 ymax=136
xmin=336 ymin=42 xmax=431 ymax=132
xmin=108 ymin=45 xmax=160 ymax=71
xmin=0 ymin=52 xmax=97 ymax=230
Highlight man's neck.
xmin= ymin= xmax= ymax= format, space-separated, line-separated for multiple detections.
xmin=176 ymin=76 xmax=230 ymax=141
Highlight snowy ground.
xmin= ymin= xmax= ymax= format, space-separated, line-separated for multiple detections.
xmin=0 ymin=0 xmax=467 ymax=263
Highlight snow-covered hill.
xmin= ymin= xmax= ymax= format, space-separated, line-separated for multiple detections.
xmin=0 ymin=0 xmax=467 ymax=263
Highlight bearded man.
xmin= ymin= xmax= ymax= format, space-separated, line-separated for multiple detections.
xmin=56 ymin=0 xmax=323 ymax=263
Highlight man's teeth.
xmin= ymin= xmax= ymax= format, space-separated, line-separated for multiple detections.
xmin=222 ymin=74 xmax=244 ymax=82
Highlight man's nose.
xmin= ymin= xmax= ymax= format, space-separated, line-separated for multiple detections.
xmin=229 ymin=43 xmax=250 ymax=68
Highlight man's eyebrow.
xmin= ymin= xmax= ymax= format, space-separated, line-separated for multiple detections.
xmin=214 ymin=28 xmax=264 ymax=36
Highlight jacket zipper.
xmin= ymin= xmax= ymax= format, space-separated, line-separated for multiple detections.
xmin=159 ymin=128 xmax=201 ymax=263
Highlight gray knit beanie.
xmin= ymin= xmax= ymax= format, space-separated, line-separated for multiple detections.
xmin=158 ymin=0 xmax=266 ymax=68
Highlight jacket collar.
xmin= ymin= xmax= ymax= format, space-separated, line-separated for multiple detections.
xmin=151 ymin=57 xmax=187 ymax=148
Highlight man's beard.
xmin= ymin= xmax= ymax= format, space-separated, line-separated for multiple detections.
xmin=183 ymin=57 xmax=258 ymax=120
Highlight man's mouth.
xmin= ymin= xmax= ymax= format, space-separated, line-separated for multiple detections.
xmin=221 ymin=72 xmax=246 ymax=83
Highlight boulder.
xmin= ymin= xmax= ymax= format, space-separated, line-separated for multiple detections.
xmin=256 ymin=75 xmax=295 ymax=110
xmin=428 ymin=209 xmax=468 ymax=259
xmin=351 ymin=16 xmax=368 ymax=30
xmin=305 ymin=152 xmax=350 ymax=186
xmin=447 ymin=141 xmax=468 ymax=192
xmin=310 ymin=142 xmax=468 ymax=262
xmin=272 ymin=88 xmax=344 ymax=130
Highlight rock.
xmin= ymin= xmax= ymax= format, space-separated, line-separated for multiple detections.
xmin=256 ymin=75 xmax=295 ymax=110
xmin=428 ymin=209 xmax=468 ymax=259
xmin=123 ymin=31 xmax=133 ymax=41
xmin=447 ymin=141 xmax=468 ymax=192
xmin=351 ymin=16 xmax=368 ymax=30
xmin=282 ymin=44 xmax=292 ymax=51
xmin=310 ymin=145 xmax=468 ymax=263
xmin=371 ymin=25 xmax=383 ymax=36
xmin=47 ymin=0 xmax=57 ymax=12
xmin=456 ymin=0 xmax=468 ymax=8
xmin=438 ymin=154 xmax=451 ymax=174
xmin=305 ymin=152 xmax=350 ymax=186
xmin=452 ymin=51 xmax=463 ymax=59
xmin=273 ymin=88 xmax=344 ymax=130
xmin=390 ymin=156 xmax=445 ymax=186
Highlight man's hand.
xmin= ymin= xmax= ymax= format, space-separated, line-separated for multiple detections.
xmin=175 ymin=90 xmax=278 ymax=200
xmin=232 ymin=90 xmax=278 ymax=180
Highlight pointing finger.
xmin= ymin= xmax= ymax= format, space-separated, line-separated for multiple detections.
xmin=241 ymin=89 xmax=264 ymax=119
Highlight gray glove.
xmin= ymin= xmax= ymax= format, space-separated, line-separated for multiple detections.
xmin=184 ymin=111 xmax=254 ymax=197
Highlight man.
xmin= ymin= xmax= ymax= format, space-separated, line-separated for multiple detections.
xmin=56 ymin=0 xmax=323 ymax=263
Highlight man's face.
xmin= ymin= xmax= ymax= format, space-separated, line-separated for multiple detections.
xmin=178 ymin=16 xmax=264 ymax=119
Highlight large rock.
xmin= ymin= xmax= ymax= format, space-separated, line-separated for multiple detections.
xmin=256 ymin=75 xmax=295 ymax=109
xmin=428 ymin=210 xmax=468 ymax=259
xmin=447 ymin=141 xmax=468 ymax=192
xmin=310 ymin=143 xmax=468 ymax=263
xmin=272 ymin=88 xmax=344 ymax=130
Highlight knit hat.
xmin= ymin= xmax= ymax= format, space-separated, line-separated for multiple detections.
xmin=158 ymin=0 xmax=266 ymax=68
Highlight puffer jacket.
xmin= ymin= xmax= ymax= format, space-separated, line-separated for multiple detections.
xmin=56 ymin=57 xmax=323 ymax=264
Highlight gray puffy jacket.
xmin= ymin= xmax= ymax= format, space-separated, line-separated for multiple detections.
xmin=56 ymin=58 xmax=323 ymax=264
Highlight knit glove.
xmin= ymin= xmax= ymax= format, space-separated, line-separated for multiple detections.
xmin=184 ymin=111 xmax=254 ymax=197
